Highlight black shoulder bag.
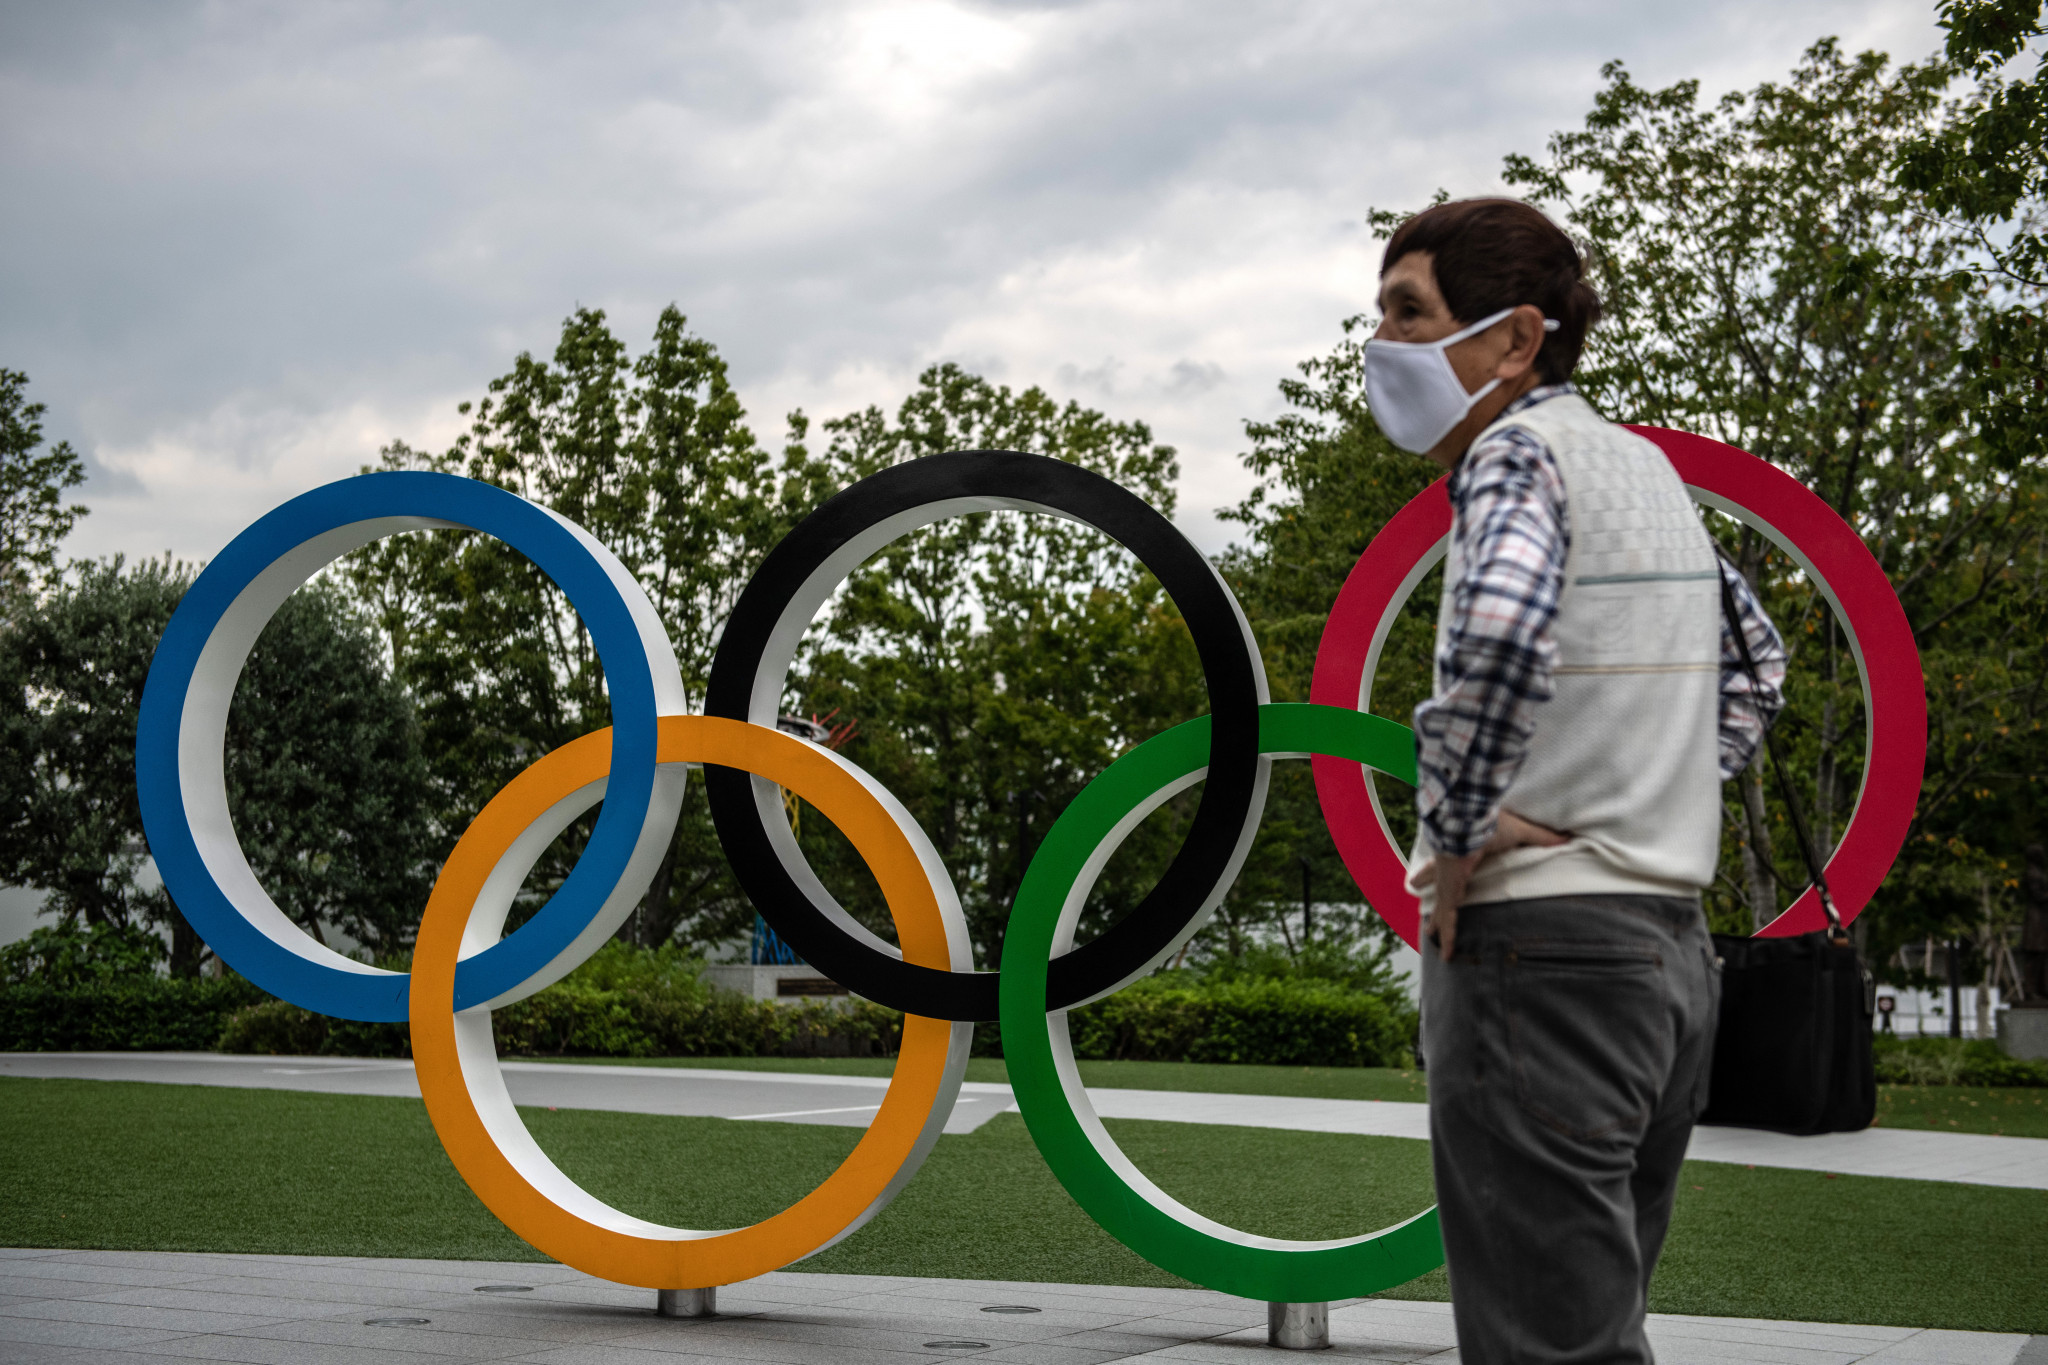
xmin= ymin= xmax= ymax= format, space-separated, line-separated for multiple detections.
xmin=1698 ymin=562 xmax=1876 ymax=1135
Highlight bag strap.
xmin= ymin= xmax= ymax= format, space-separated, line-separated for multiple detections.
xmin=1716 ymin=554 xmax=1849 ymax=946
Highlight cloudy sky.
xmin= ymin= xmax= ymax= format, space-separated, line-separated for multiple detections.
xmin=2 ymin=0 xmax=1945 ymax=565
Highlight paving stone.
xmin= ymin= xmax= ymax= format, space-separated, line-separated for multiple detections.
xmin=0 ymin=1249 xmax=2030 ymax=1364
xmin=971 ymin=1342 xmax=1134 ymax=1365
xmin=173 ymin=1264 xmax=484 ymax=1296
xmin=1863 ymin=1330 xmax=2032 ymax=1362
xmin=0 ymin=1313 xmax=194 ymax=1351
xmin=0 ymin=1344 xmax=114 ymax=1365
xmin=1044 ymin=1326 xmax=1225 ymax=1354
xmin=1628 ymin=1337 xmax=1865 ymax=1364
xmin=82 ymin=1285 xmax=401 ymax=1320
xmin=0 ymin=1259 xmax=208 ymax=1288
xmin=819 ymin=1296 xmax=1120 ymax=1335
xmin=169 ymin=1274 xmax=450 ymax=1307
xmin=512 ymin=1334 xmax=947 ymax=1365
xmin=628 ymin=1311 xmax=1026 ymax=1354
xmin=0 ymin=1274 xmax=160 ymax=1302
xmin=140 ymin=1333 xmax=468 ymax=1365
xmin=226 ymin=1317 xmax=559 ymax=1361
xmin=0 ymin=1295 xmax=295 ymax=1335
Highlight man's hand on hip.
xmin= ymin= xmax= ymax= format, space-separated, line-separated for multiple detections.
xmin=1427 ymin=811 xmax=1570 ymax=961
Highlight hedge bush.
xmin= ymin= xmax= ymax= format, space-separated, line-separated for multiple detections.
xmin=2 ymin=939 xmax=1419 ymax=1069
xmin=212 ymin=990 xmax=906 ymax=1060
xmin=1872 ymin=1035 xmax=2048 ymax=1087
xmin=0 ymin=977 xmax=266 ymax=1051
xmin=216 ymin=942 xmax=907 ymax=1059
xmin=1060 ymin=975 xmax=1415 ymax=1067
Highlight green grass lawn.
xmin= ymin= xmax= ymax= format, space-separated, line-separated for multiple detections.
xmin=3 ymin=1076 xmax=2044 ymax=1334
xmin=529 ymin=1053 xmax=2045 ymax=1136
xmin=1873 ymin=1082 xmax=2048 ymax=1138
xmin=521 ymin=1054 xmax=1432 ymax=1103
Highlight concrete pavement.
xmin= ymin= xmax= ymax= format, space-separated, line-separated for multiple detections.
xmin=0 ymin=1249 xmax=2035 ymax=1364
xmin=0 ymin=1052 xmax=1019 ymax=1135
xmin=8 ymin=1052 xmax=2048 ymax=1189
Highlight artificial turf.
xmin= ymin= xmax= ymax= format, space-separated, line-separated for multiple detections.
xmin=533 ymin=1053 xmax=2040 ymax=1136
xmin=524 ymin=1054 xmax=1433 ymax=1103
xmin=1872 ymin=1082 xmax=2048 ymax=1138
xmin=2 ymin=1076 xmax=2044 ymax=1333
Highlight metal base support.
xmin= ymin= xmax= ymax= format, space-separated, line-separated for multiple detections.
xmin=656 ymin=1287 xmax=717 ymax=1318
xmin=1267 ymin=1301 xmax=1329 ymax=1350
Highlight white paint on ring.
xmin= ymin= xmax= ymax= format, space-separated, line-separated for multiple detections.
xmin=1043 ymin=757 xmax=1407 ymax=1253
xmin=449 ymin=746 xmax=974 ymax=1248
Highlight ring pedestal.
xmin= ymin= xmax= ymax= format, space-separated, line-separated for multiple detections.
xmin=1268 ymin=1301 xmax=1329 ymax=1349
xmin=657 ymin=1287 xmax=716 ymax=1318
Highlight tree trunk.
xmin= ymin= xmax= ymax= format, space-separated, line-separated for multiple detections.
xmin=1817 ymin=620 xmax=1837 ymax=852
xmin=168 ymin=908 xmax=204 ymax=978
xmin=1978 ymin=877 xmax=1996 ymax=1039
xmin=2021 ymin=843 xmax=2048 ymax=1002
xmin=1738 ymin=763 xmax=1778 ymax=931
xmin=634 ymin=836 xmax=681 ymax=947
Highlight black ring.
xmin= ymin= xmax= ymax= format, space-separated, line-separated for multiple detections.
xmin=705 ymin=450 xmax=1267 ymax=1022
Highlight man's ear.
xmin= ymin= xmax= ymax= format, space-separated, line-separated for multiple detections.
xmin=1498 ymin=304 xmax=1547 ymax=379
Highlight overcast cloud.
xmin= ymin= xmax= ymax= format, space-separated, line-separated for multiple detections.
xmin=1 ymin=0 xmax=1944 ymax=565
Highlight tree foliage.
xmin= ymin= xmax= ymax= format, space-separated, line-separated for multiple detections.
xmin=1492 ymin=40 xmax=2048 ymax=956
xmin=797 ymin=364 xmax=1205 ymax=969
xmin=1242 ymin=36 xmax=2048 ymax=973
xmin=11 ymin=15 xmax=2041 ymax=1003
xmin=352 ymin=306 xmax=830 ymax=950
xmin=1899 ymin=0 xmax=2047 ymax=475
xmin=0 ymin=559 xmax=433 ymax=974
xmin=0 ymin=920 xmax=166 ymax=987
xmin=0 ymin=369 xmax=87 ymax=617
xmin=1214 ymin=321 xmax=1439 ymax=955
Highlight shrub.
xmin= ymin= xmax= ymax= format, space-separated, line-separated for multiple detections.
xmin=8 ymin=939 xmax=1420 ymax=1069
xmin=214 ymin=942 xmax=907 ymax=1060
xmin=970 ymin=967 xmax=1419 ymax=1067
xmin=1873 ymin=1035 xmax=2048 ymax=1087
xmin=0 ymin=976 xmax=265 ymax=1051
xmin=214 ymin=999 xmax=411 ymax=1057
xmin=1063 ymin=974 xmax=1416 ymax=1067
xmin=0 ymin=921 xmax=167 ymax=987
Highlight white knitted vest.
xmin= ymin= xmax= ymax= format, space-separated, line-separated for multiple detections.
xmin=1412 ymin=393 xmax=1722 ymax=907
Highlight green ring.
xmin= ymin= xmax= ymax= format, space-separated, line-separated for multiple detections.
xmin=999 ymin=701 xmax=1443 ymax=1301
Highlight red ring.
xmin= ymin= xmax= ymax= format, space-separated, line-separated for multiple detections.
xmin=1309 ymin=425 xmax=1925 ymax=947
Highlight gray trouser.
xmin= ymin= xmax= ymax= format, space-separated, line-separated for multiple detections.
xmin=1420 ymin=894 xmax=1719 ymax=1365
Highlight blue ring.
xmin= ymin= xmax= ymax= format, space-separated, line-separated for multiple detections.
xmin=136 ymin=471 xmax=662 ymax=1021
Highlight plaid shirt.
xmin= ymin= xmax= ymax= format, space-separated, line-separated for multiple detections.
xmin=1414 ymin=385 xmax=1788 ymax=858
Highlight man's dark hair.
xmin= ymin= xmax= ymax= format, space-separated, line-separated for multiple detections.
xmin=1382 ymin=198 xmax=1601 ymax=384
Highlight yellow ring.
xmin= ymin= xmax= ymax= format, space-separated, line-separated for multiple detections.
xmin=410 ymin=715 xmax=968 ymax=1288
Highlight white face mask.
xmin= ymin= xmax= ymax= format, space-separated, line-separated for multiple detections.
xmin=1363 ymin=308 xmax=1560 ymax=454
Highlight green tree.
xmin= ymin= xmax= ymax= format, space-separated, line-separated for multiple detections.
xmin=796 ymin=364 xmax=1206 ymax=970
xmin=1225 ymin=36 xmax=2046 ymax=971
xmin=0 ymin=369 xmax=87 ymax=617
xmin=0 ymin=559 xmax=433 ymax=975
xmin=1890 ymin=0 xmax=2048 ymax=981
xmin=353 ymin=306 xmax=832 ymax=952
xmin=1489 ymin=40 xmax=2047 ymax=953
xmin=0 ymin=920 xmax=166 ymax=986
xmin=1898 ymin=0 xmax=2047 ymax=475
xmin=1215 ymin=321 xmax=1439 ymax=956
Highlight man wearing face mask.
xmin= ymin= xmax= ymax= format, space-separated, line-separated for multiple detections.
xmin=1362 ymin=199 xmax=1785 ymax=1364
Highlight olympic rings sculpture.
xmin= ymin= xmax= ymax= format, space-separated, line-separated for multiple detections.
xmin=135 ymin=430 xmax=1923 ymax=1301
